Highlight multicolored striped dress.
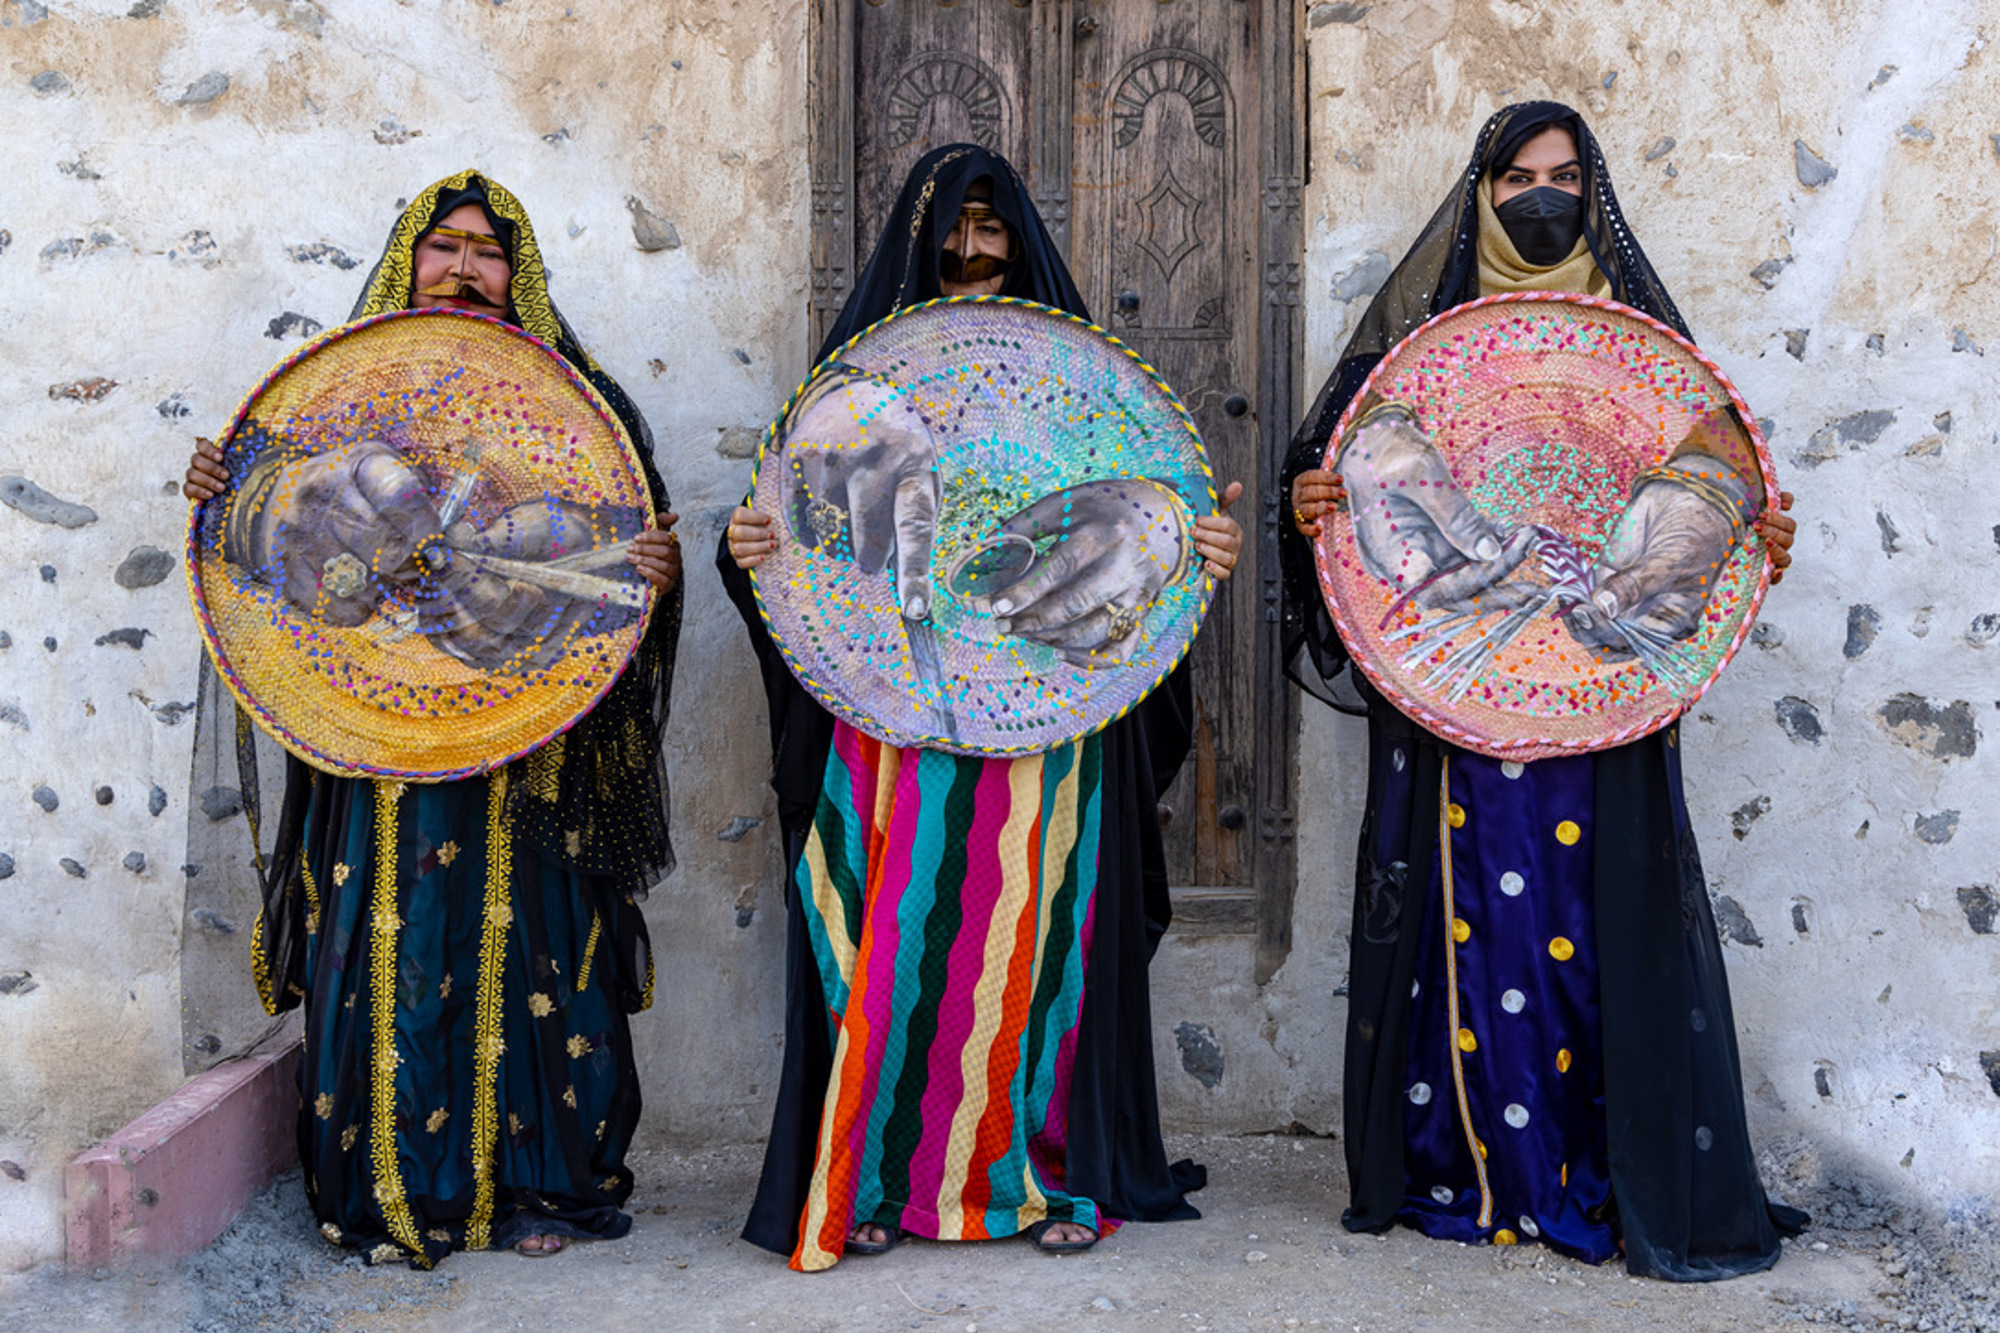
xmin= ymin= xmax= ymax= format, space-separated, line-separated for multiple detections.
xmin=788 ymin=720 xmax=1108 ymax=1271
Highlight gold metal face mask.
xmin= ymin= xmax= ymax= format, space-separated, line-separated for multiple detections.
xmin=939 ymin=203 xmax=1017 ymax=285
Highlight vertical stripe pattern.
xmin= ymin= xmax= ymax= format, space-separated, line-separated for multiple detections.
xmin=792 ymin=721 xmax=1105 ymax=1272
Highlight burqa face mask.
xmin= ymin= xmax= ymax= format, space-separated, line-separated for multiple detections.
xmin=1494 ymin=186 xmax=1584 ymax=265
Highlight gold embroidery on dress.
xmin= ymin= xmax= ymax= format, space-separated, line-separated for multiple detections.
xmin=436 ymin=840 xmax=460 ymax=867
xmin=314 ymin=1092 xmax=334 ymax=1120
xmin=251 ymin=910 xmax=278 ymax=1016
xmin=426 ymin=1107 xmax=449 ymax=1134
xmin=566 ymin=1034 xmax=593 ymax=1059
xmin=523 ymin=736 xmax=566 ymax=803
xmin=467 ymin=769 xmax=514 ymax=1251
xmin=576 ymin=912 xmax=602 ymax=994
xmin=366 ymin=780 xmax=426 ymax=1263
xmin=528 ymin=992 xmax=554 ymax=1018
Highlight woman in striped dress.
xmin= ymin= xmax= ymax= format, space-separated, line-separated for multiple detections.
xmin=721 ymin=145 xmax=1240 ymax=1270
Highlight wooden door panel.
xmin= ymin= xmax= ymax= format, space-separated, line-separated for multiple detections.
xmin=1072 ymin=2 xmax=1260 ymax=893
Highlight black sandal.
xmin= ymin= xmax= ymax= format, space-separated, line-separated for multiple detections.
xmin=845 ymin=1223 xmax=902 ymax=1256
xmin=1026 ymin=1219 xmax=1098 ymax=1254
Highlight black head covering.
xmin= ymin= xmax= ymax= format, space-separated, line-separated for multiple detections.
xmin=230 ymin=170 xmax=680 ymax=1021
xmin=1278 ymin=102 xmax=1688 ymax=710
xmin=816 ymin=143 xmax=1088 ymax=362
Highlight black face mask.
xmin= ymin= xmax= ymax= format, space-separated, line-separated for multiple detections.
xmin=1493 ymin=186 xmax=1584 ymax=265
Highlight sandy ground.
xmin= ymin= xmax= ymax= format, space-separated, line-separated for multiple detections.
xmin=8 ymin=1134 xmax=1994 ymax=1332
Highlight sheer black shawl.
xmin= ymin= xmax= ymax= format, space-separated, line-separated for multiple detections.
xmin=727 ymin=144 xmax=1202 ymax=1254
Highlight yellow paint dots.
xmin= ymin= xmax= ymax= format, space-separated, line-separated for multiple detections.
xmin=1457 ymin=1027 xmax=1478 ymax=1053
xmin=1452 ymin=917 xmax=1471 ymax=944
xmin=1549 ymin=936 xmax=1575 ymax=962
xmin=1557 ymin=1047 xmax=1573 ymax=1073
xmin=1494 ymin=1228 xmax=1518 ymax=1245
xmin=1555 ymin=820 xmax=1581 ymax=846
xmin=1447 ymin=803 xmax=1467 ymax=828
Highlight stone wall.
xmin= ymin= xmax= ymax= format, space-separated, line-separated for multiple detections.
xmin=2 ymin=0 xmax=1995 ymax=1277
xmin=0 ymin=0 xmax=808 ymax=1271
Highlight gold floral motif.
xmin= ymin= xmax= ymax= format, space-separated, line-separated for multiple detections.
xmin=508 ymin=1112 xmax=523 ymax=1137
xmin=426 ymin=1107 xmax=449 ymax=1134
xmin=426 ymin=1228 xmax=452 ymax=1244
xmin=251 ymin=911 xmax=278 ymax=1016
xmin=368 ymin=1242 xmax=403 ymax=1266
xmin=567 ymin=1034 xmax=593 ymax=1060
xmin=436 ymin=840 xmax=460 ymax=867
xmin=485 ymin=899 xmax=514 ymax=930
xmin=600 ymin=1175 xmax=621 ymax=1193
xmin=595 ymin=1119 xmax=606 ymax=1141
xmin=439 ymin=973 xmax=453 ymax=999
xmin=341 ymin=1124 xmax=359 ymax=1151
xmin=479 ymin=1032 xmax=506 ymax=1063
xmin=332 ymin=862 xmax=351 ymax=887
xmin=562 ymin=1085 xmax=577 ymax=1109
xmin=320 ymin=1222 xmax=343 ymax=1245
xmin=528 ymin=992 xmax=554 ymax=1018
xmin=564 ymin=829 xmax=583 ymax=857
xmin=314 ymin=1092 xmax=333 ymax=1119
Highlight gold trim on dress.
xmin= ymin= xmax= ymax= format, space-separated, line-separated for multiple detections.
xmin=576 ymin=911 xmax=602 ymax=994
xmin=366 ymin=779 xmax=426 ymax=1262
xmin=1437 ymin=757 xmax=1495 ymax=1229
xmin=466 ymin=769 xmax=514 ymax=1251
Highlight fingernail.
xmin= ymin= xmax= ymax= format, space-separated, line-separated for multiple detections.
xmin=993 ymin=597 xmax=1014 ymax=615
xmin=904 ymin=595 xmax=928 ymax=620
xmin=1474 ymin=537 xmax=1500 ymax=561
xmin=993 ymin=618 xmax=1012 ymax=634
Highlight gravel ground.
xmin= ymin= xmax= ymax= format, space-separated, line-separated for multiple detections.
xmin=7 ymin=1134 xmax=1993 ymax=1332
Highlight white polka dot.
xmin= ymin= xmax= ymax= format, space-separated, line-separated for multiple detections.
xmin=1408 ymin=1082 xmax=1433 ymax=1105
xmin=1501 ymin=989 xmax=1526 ymax=1014
xmin=1518 ymin=1215 xmax=1540 ymax=1238
xmin=1392 ymin=748 xmax=1407 ymax=772
xmin=1504 ymin=1103 xmax=1530 ymax=1129
xmin=1500 ymin=871 xmax=1524 ymax=897
xmin=1501 ymin=761 xmax=1524 ymax=779
xmin=1695 ymin=1125 xmax=1714 ymax=1151
xmin=1431 ymin=1185 xmax=1455 ymax=1205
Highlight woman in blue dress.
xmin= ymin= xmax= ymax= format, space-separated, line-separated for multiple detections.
xmin=1280 ymin=104 xmax=1805 ymax=1280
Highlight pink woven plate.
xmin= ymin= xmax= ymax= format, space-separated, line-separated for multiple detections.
xmin=1314 ymin=293 xmax=1778 ymax=760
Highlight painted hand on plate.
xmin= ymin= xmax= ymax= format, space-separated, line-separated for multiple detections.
xmin=952 ymin=478 xmax=1194 ymax=668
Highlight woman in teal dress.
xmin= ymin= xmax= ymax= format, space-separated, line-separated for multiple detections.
xmin=184 ymin=170 xmax=682 ymax=1265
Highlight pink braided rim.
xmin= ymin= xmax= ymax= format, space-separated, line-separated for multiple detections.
xmin=1313 ymin=292 xmax=1780 ymax=760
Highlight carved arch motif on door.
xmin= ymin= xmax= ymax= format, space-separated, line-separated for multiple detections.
xmin=1111 ymin=51 xmax=1227 ymax=151
xmin=884 ymin=52 xmax=1010 ymax=152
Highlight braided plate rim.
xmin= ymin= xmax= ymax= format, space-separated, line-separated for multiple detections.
xmin=1314 ymin=292 xmax=1779 ymax=760
xmin=186 ymin=307 xmax=657 ymax=782
xmin=748 ymin=295 xmax=1218 ymax=757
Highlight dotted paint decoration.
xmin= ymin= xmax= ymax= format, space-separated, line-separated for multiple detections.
xmin=1314 ymin=293 xmax=1779 ymax=761
xmin=187 ymin=309 xmax=656 ymax=781
xmin=750 ymin=297 xmax=1217 ymax=756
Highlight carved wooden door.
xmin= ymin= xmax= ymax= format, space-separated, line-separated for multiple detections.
xmin=811 ymin=0 xmax=1301 ymax=979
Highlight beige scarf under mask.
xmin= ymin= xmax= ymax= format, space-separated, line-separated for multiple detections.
xmin=1475 ymin=177 xmax=1611 ymax=298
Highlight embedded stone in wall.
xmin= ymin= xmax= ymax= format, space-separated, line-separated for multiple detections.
xmin=264 ymin=312 xmax=322 ymax=340
xmin=1913 ymin=810 xmax=1959 ymax=845
xmin=93 ymin=785 xmax=113 ymax=805
xmin=1175 ymin=1021 xmax=1224 ymax=1089
xmin=1750 ymin=623 xmax=1785 ymax=651
xmin=114 ymin=546 xmax=174 ymax=589
xmin=1843 ymin=605 xmax=1880 ymax=658
xmin=29 ymin=70 xmax=68 ymax=96
xmin=198 ymin=786 xmax=243 ymax=821
xmin=1730 ymin=795 xmax=1771 ymax=840
xmin=286 ymin=241 xmax=358 ymax=270
xmin=716 ymin=815 xmax=762 ymax=843
xmin=1783 ymin=329 xmax=1808 ymax=361
xmin=191 ymin=909 xmax=236 ymax=935
xmin=1713 ymin=895 xmax=1763 ymax=947
xmin=1794 ymin=140 xmax=1837 ymax=187
xmin=0 ymin=853 xmax=14 ymax=879
xmin=1773 ymin=696 xmax=1823 ymax=745
xmin=626 ymin=197 xmax=681 ymax=252
xmin=0 ymin=476 xmax=98 ymax=528
xmin=715 ymin=426 xmax=760 ymax=459
xmin=0 ymin=972 xmax=37 ymax=997
xmin=31 ymin=786 xmax=57 ymax=812
xmin=94 ymin=628 xmax=152 ymax=650
xmin=60 ymin=858 xmax=85 ymax=878
xmin=1956 ymin=885 xmax=1996 ymax=935
xmin=149 ymin=784 xmax=167 ymax=816
xmin=1795 ymin=408 xmax=1894 ymax=468
xmin=1332 ymin=250 xmax=1391 ymax=302
xmin=1876 ymin=695 xmax=1978 ymax=760
xmin=1876 ymin=512 xmax=1902 ymax=556
xmin=123 ymin=851 xmax=146 ymax=873
xmin=1968 ymin=614 xmax=2000 ymax=647
xmin=175 ymin=72 xmax=229 ymax=107
xmin=0 ymin=702 xmax=26 ymax=731
xmin=1749 ymin=256 xmax=1792 ymax=290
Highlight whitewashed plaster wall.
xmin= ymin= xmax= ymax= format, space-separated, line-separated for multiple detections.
xmin=0 ymin=0 xmax=809 ymax=1271
xmin=1270 ymin=0 xmax=1998 ymax=1221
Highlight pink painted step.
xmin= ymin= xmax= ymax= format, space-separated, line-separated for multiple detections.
xmin=65 ymin=1041 xmax=301 ymax=1269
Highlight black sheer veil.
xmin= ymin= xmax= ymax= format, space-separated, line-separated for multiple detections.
xmin=1278 ymin=101 xmax=1689 ymax=712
